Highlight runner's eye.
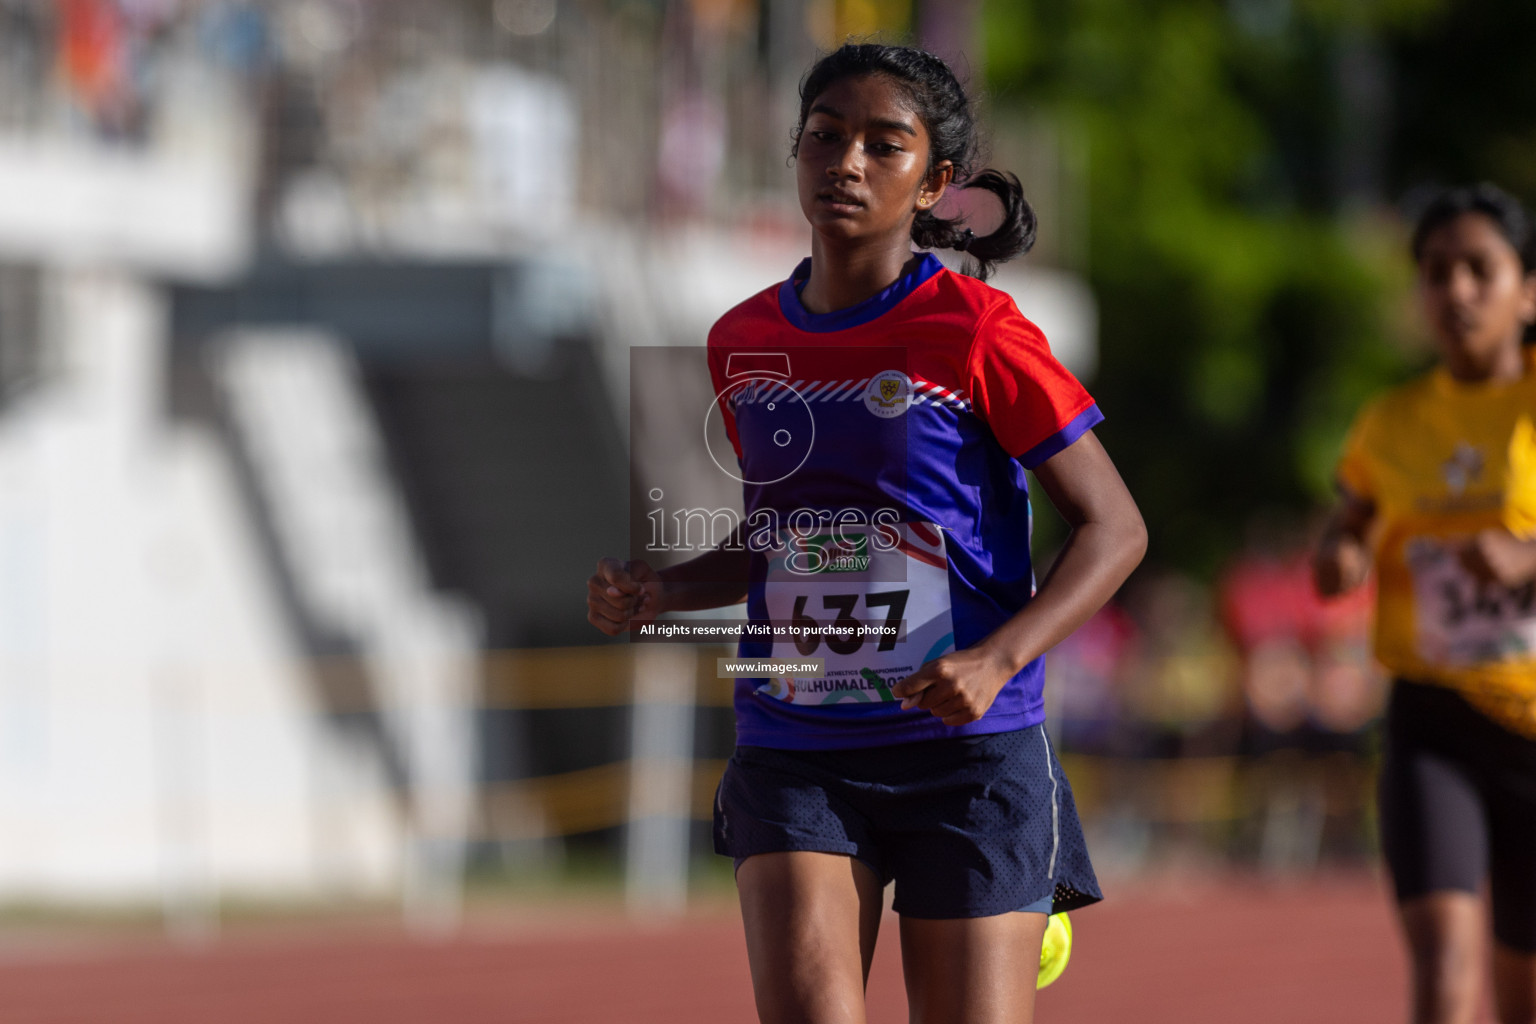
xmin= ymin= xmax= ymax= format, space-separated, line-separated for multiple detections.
xmin=1476 ymin=256 xmax=1509 ymax=284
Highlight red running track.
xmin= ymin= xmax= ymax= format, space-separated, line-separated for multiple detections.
xmin=0 ymin=874 xmax=1413 ymax=1023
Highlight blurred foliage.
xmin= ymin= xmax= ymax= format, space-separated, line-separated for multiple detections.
xmin=980 ymin=0 xmax=1536 ymax=575
xmin=834 ymin=0 xmax=913 ymax=39
xmin=1385 ymin=1 xmax=1536 ymax=198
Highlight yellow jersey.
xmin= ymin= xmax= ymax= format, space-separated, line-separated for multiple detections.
xmin=1337 ymin=351 xmax=1536 ymax=737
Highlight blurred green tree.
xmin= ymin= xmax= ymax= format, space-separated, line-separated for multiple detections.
xmin=981 ymin=0 xmax=1478 ymax=574
xmin=1384 ymin=0 xmax=1536 ymax=198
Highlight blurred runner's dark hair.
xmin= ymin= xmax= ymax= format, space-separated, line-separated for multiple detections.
xmin=1411 ymin=182 xmax=1536 ymax=272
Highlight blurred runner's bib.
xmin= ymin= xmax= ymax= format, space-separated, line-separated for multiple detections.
xmin=758 ymin=522 xmax=956 ymax=705
xmin=1408 ymin=536 xmax=1536 ymax=666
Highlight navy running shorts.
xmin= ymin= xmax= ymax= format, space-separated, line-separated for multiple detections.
xmin=1379 ymin=679 xmax=1536 ymax=952
xmin=712 ymin=725 xmax=1102 ymax=919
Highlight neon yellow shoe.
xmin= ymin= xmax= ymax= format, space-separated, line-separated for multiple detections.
xmin=1036 ymin=912 xmax=1072 ymax=989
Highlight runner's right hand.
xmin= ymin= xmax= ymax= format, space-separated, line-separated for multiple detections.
xmin=587 ymin=558 xmax=664 ymax=635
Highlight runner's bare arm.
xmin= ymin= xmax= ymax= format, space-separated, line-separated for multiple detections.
xmin=1314 ymin=487 xmax=1376 ymax=597
xmin=587 ymin=530 xmax=751 ymax=636
xmin=892 ymin=430 xmax=1146 ymax=725
xmin=652 ymin=532 xmax=753 ymax=611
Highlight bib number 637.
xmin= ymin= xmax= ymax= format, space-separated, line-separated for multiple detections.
xmin=791 ymin=590 xmax=908 ymax=656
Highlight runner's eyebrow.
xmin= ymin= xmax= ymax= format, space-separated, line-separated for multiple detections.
xmin=807 ymin=104 xmax=918 ymax=138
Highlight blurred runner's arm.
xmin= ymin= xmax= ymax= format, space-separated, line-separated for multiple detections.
xmin=1314 ymin=487 xmax=1376 ymax=597
xmin=1459 ymin=528 xmax=1536 ymax=588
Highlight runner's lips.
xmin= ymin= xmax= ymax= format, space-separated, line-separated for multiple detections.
xmin=1442 ymin=311 xmax=1479 ymax=336
xmin=818 ymin=189 xmax=864 ymax=208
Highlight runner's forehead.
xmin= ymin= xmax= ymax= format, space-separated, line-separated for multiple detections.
xmin=1418 ymin=212 xmax=1522 ymax=267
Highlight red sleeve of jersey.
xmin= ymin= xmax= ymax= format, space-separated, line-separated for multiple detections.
xmin=966 ymin=297 xmax=1102 ymax=468
xmin=705 ymin=326 xmax=743 ymax=462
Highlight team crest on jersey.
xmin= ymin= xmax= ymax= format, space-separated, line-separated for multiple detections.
xmin=863 ymin=370 xmax=911 ymax=418
xmin=1442 ymin=442 xmax=1484 ymax=496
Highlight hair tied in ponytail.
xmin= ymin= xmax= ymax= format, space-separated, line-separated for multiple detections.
xmin=954 ymin=228 xmax=975 ymax=253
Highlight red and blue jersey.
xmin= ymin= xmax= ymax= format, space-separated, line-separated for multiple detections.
xmin=707 ymin=253 xmax=1101 ymax=750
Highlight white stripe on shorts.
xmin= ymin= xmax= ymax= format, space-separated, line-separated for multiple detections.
xmin=1041 ymin=727 xmax=1060 ymax=879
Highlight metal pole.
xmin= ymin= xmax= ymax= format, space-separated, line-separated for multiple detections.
xmin=624 ymin=643 xmax=697 ymax=917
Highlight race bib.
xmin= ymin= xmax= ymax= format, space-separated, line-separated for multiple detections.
xmin=757 ymin=522 xmax=956 ymax=705
xmin=1407 ymin=536 xmax=1536 ymax=666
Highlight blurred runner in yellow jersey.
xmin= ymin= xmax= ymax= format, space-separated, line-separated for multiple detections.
xmin=1315 ymin=183 xmax=1536 ymax=1024
xmin=1505 ymin=414 xmax=1536 ymax=540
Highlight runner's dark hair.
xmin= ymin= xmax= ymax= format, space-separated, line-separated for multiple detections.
xmin=791 ymin=43 xmax=1034 ymax=281
xmin=1411 ymin=183 xmax=1536 ymax=272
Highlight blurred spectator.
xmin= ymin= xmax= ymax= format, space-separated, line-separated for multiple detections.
xmin=1095 ymin=572 xmax=1244 ymax=871
xmin=1121 ymin=571 xmax=1242 ymax=759
xmin=1043 ymin=547 xmax=1385 ymax=877
xmin=56 ymin=0 xmax=132 ymax=136
xmin=1043 ymin=600 xmax=1137 ymax=755
xmin=1219 ymin=528 xmax=1384 ymax=871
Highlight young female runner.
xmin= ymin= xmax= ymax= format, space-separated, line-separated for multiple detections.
xmin=589 ymin=44 xmax=1146 ymax=1024
xmin=1315 ymin=184 xmax=1536 ymax=1024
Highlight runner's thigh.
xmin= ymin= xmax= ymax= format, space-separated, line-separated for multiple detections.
xmin=900 ymin=911 xmax=1049 ymax=1024
xmin=737 ymin=851 xmax=885 ymax=1024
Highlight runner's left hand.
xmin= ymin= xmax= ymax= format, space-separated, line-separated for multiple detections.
xmin=890 ymin=645 xmax=1016 ymax=726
